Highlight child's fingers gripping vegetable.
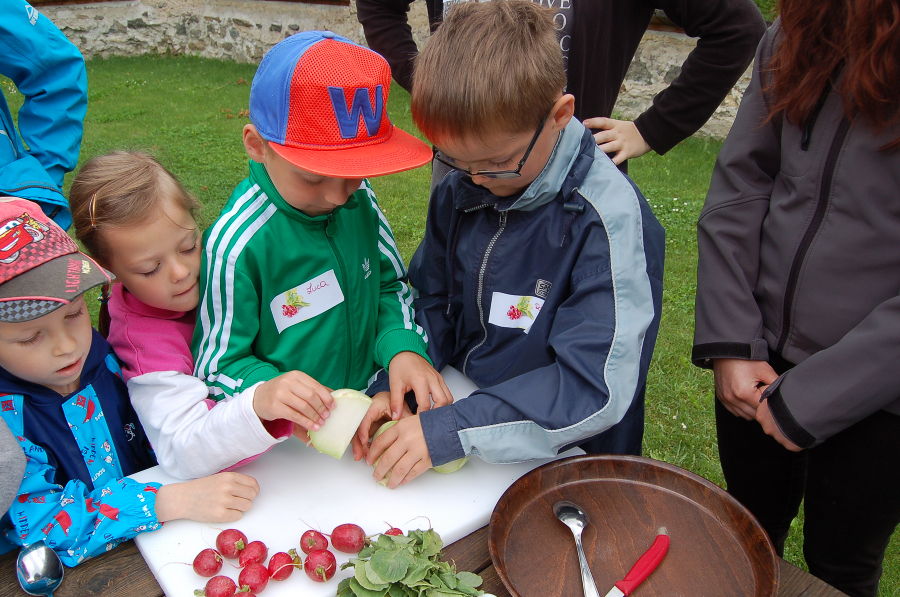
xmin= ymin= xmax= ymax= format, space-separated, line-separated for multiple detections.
xmin=387 ymin=351 xmax=453 ymax=419
xmin=253 ymin=370 xmax=335 ymax=431
xmin=155 ymin=472 xmax=260 ymax=523
xmin=367 ymin=414 xmax=432 ymax=488
xmin=351 ymin=392 xmax=413 ymax=461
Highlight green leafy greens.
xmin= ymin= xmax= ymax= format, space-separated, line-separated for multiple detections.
xmin=337 ymin=529 xmax=484 ymax=597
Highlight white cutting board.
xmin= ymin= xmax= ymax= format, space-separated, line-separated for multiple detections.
xmin=130 ymin=367 xmax=582 ymax=596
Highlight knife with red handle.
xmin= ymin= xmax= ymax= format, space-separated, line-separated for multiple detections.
xmin=603 ymin=527 xmax=670 ymax=597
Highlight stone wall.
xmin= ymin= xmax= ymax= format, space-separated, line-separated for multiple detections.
xmin=41 ymin=0 xmax=749 ymax=139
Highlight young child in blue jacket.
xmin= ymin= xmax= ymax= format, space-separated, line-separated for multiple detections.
xmin=0 ymin=198 xmax=259 ymax=566
xmin=363 ymin=1 xmax=665 ymax=488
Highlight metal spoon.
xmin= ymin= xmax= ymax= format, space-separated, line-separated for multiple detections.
xmin=554 ymin=500 xmax=601 ymax=597
xmin=16 ymin=541 xmax=64 ymax=597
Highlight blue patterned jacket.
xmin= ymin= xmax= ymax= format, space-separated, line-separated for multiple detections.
xmin=0 ymin=331 xmax=160 ymax=566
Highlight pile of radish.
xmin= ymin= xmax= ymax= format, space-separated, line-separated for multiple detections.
xmin=192 ymin=523 xmax=369 ymax=596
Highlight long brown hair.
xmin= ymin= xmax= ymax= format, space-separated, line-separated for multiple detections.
xmin=767 ymin=0 xmax=900 ymax=148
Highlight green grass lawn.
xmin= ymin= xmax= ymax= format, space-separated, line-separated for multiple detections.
xmin=3 ymin=54 xmax=896 ymax=594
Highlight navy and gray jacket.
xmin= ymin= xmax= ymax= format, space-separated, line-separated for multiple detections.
xmin=409 ymin=118 xmax=665 ymax=466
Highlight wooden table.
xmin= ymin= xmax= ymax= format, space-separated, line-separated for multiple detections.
xmin=0 ymin=525 xmax=846 ymax=596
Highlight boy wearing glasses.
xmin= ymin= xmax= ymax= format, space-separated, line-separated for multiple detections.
xmin=363 ymin=1 xmax=665 ymax=488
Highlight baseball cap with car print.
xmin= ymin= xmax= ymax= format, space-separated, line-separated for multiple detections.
xmin=0 ymin=198 xmax=112 ymax=323
xmin=249 ymin=30 xmax=432 ymax=178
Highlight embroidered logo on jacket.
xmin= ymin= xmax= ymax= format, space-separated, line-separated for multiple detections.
xmin=361 ymin=258 xmax=371 ymax=279
xmin=488 ymin=292 xmax=544 ymax=334
xmin=269 ymin=269 xmax=345 ymax=333
xmin=25 ymin=4 xmax=39 ymax=26
xmin=534 ymin=279 xmax=552 ymax=299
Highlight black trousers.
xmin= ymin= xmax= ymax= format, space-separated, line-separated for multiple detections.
xmin=716 ymin=399 xmax=900 ymax=597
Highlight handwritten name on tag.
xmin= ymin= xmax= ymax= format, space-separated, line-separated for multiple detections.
xmin=269 ymin=269 xmax=345 ymax=333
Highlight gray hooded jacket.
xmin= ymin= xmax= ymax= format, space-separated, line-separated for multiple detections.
xmin=693 ymin=23 xmax=900 ymax=448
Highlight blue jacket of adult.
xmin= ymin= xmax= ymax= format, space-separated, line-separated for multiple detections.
xmin=0 ymin=1 xmax=87 ymax=229
xmin=406 ymin=118 xmax=665 ymax=466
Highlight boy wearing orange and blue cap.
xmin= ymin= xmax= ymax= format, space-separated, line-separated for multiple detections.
xmin=192 ymin=32 xmax=451 ymax=444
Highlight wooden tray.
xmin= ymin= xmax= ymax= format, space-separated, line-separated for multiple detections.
xmin=488 ymin=455 xmax=778 ymax=597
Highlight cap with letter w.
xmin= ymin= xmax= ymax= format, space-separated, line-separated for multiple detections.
xmin=249 ymin=31 xmax=431 ymax=178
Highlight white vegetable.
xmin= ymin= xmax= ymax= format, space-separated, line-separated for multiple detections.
xmin=308 ymin=388 xmax=372 ymax=459
xmin=433 ymin=456 xmax=469 ymax=474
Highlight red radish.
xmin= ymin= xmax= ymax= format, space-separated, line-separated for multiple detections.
xmin=385 ymin=527 xmax=403 ymax=536
xmin=331 ymin=523 xmax=366 ymax=553
xmin=215 ymin=528 xmax=247 ymax=559
xmin=192 ymin=548 xmax=223 ymax=577
xmin=304 ymin=549 xmax=337 ymax=582
xmin=238 ymin=562 xmax=270 ymax=593
xmin=238 ymin=540 xmax=268 ymax=567
xmin=268 ymin=549 xmax=301 ymax=581
xmin=193 ymin=575 xmax=236 ymax=597
xmin=300 ymin=529 xmax=328 ymax=554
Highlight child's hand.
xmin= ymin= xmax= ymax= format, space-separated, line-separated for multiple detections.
xmin=154 ymin=472 xmax=259 ymax=523
xmin=387 ymin=352 xmax=452 ymax=419
xmin=351 ymin=392 xmax=412 ymax=461
xmin=253 ymin=371 xmax=335 ymax=431
xmin=366 ymin=414 xmax=431 ymax=489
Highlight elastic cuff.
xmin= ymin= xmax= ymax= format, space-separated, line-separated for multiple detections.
xmin=691 ymin=340 xmax=770 ymax=368
xmin=765 ymin=385 xmax=816 ymax=449
xmin=375 ymin=329 xmax=429 ymax=368
xmin=365 ymin=369 xmax=390 ymax=396
xmin=419 ymin=405 xmax=466 ymax=466
xmin=633 ymin=112 xmax=672 ymax=155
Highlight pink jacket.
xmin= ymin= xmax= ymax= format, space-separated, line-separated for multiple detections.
xmin=107 ymin=285 xmax=292 ymax=479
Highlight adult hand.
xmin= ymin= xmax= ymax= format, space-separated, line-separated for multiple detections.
xmin=712 ymin=358 xmax=778 ymax=420
xmin=582 ymin=117 xmax=652 ymax=165
xmin=756 ymin=398 xmax=803 ymax=452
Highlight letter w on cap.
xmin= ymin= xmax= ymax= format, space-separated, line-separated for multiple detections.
xmin=328 ymin=86 xmax=384 ymax=139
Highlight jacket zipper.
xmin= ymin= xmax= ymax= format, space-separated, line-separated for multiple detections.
xmin=0 ymin=109 xmax=19 ymax=160
xmin=462 ymin=210 xmax=507 ymax=375
xmin=325 ymin=217 xmax=352 ymax=388
xmin=775 ymin=118 xmax=851 ymax=354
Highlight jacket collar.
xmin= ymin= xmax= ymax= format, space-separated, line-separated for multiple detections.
xmin=248 ymin=160 xmax=361 ymax=224
xmin=114 ymin=283 xmax=188 ymax=321
xmin=451 ymin=117 xmax=587 ymax=213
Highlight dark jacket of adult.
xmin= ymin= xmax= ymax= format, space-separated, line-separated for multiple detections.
xmin=356 ymin=0 xmax=766 ymax=155
xmin=692 ymin=23 xmax=900 ymax=448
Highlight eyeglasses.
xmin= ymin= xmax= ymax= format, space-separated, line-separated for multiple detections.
xmin=433 ymin=116 xmax=547 ymax=179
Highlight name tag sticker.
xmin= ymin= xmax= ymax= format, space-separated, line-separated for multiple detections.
xmin=488 ymin=292 xmax=544 ymax=334
xmin=269 ymin=269 xmax=345 ymax=333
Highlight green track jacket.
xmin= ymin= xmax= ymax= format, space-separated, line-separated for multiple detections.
xmin=192 ymin=160 xmax=428 ymax=398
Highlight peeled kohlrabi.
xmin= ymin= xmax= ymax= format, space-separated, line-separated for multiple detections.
xmin=308 ymin=388 xmax=372 ymax=459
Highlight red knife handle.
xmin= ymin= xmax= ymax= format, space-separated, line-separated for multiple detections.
xmin=614 ymin=528 xmax=670 ymax=595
